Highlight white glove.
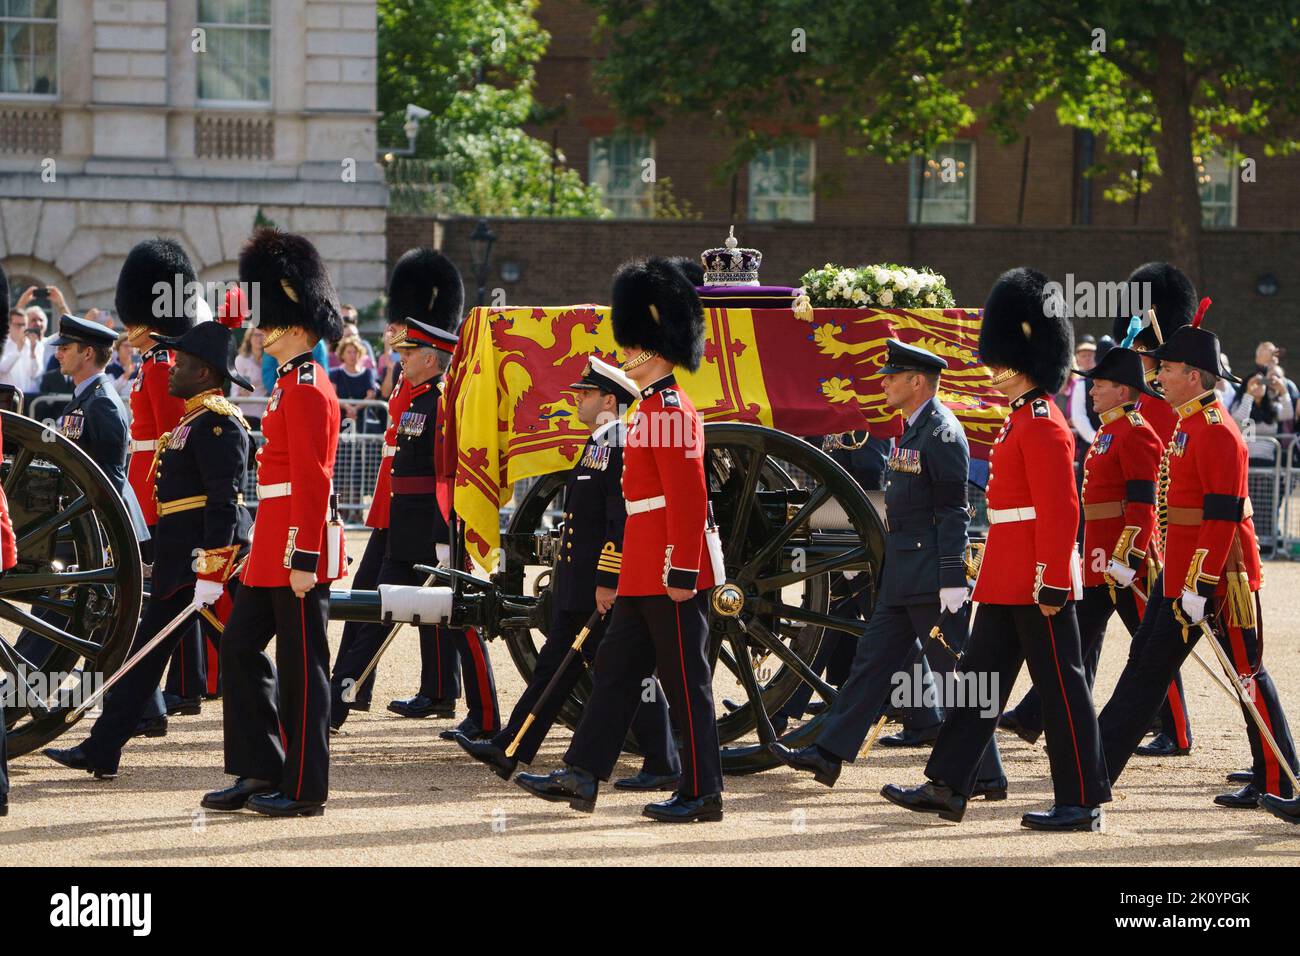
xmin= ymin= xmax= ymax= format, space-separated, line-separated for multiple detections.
xmin=840 ymin=569 xmax=859 ymax=580
xmin=1105 ymin=560 xmax=1136 ymax=588
xmin=939 ymin=587 xmax=968 ymax=615
xmin=1178 ymin=590 xmax=1207 ymax=625
xmin=192 ymin=579 xmax=225 ymax=610
xmin=435 ymin=543 xmax=451 ymax=567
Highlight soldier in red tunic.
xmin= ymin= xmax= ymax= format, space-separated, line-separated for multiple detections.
xmin=999 ymin=346 xmax=1165 ymax=748
xmin=516 ymin=258 xmax=722 ymax=822
xmin=329 ymin=248 xmax=462 ymax=729
xmin=116 ymin=239 xmax=212 ymax=717
xmin=883 ymin=267 xmax=1111 ymax=832
xmin=1098 ymin=313 xmax=1299 ymax=810
xmin=201 ymin=229 xmax=346 ymax=818
xmin=0 ymin=262 xmax=21 ymax=816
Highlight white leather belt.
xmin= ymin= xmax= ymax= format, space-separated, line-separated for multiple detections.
xmin=987 ymin=506 xmax=1037 ymax=525
xmin=130 ymin=439 xmax=157 ymax=453
xmin=257 ymin=482 xmax=292 ymax=499
xmin=625 ymin=495 xmax=666 ymax=515
xmin=382 ymin=444 xmax=398 ymax=458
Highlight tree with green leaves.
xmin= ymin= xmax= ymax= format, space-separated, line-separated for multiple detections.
xmin=590 ymin=0 xmax=1300 ymax=283
xmin=378 ymin=0 xmax=606 ymax=217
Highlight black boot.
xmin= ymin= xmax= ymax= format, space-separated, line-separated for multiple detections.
xmin=614 ymin=769 xmax=682 ymax=792
xmin=1134 ymin=732 xmax=1191 ymax=757
xmin=1226 ymin=769 xmax=1254 ymax=783
xmin=998 ymin=710 xmax=1041 ymax=745
xmin=43 ymin=746 xmax=119 ymax=780
xmin=1213 ymin=783 xmax=1261 ymax=809
xmin=454 ymin=733 xmax=517 ymax=780
xmin=387 ymin=694 xmax=456 ymax=719
xmin=163 ymin=693 xmax=201 ymax=716
xmin=1260 ymin=792 xmax=1300 ymax=824
xmin=133 ymin=715 xmax=168 ymax=738
xmin=878 ymin=724 xmax=940 ymax=748
xmin=880 ymin=781 xmax=967 ymax=822
xmin=200 ymin=776 xmax=276 ymax=812
xmin=246 ymin=792 xmax=325 ymax=817
xmin=515 ymin=766 xmax=599 ymax=812
xmin=440 ymin=717 xmax=493 ymax=741
xmin=769 ymin=742 xmax=841 ymax=787
xmin=971 ymin=776 xmax=1009 ymax=801
xmin=642 ymin=792 xmax=723 ymax=823
xmin=1021 ymin=805 xmax=1103 ymax=832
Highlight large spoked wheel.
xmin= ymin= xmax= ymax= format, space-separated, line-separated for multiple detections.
xmin=499 ymin=423 xmax=885 ymax=774
xmin=0 ymin=412 xmax=143 ymax=756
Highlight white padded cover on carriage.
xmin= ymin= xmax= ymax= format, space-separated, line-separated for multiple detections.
xmin=378 ymin=585 xmax=455 ymax=624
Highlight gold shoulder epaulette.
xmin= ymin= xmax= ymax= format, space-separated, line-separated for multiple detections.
xmin=1127 ymin=410 xmax=1144 ymax=427
xmin=203 ymin=393 xmax=250 ymax=430
xmin=1204 ymin=406 xmax=1222 ymax=425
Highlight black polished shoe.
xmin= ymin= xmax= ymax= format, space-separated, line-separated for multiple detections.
xmin=1260 ymin=792 xmax=1300 ymax=824
xmin=200 ymin=776 xmax=276 ymax=812
xmin=880 ymin=781 xmax=967 ymax=822
xmin=998 ymin=710 xmax=1042 ymax=745
xmin=769 ymin=742 xmax=841 ymax=787
xmin=643 ymin=792 xmax=723 ymax=823
xmin=515 ymin=767 xmax=599 ymax=812
xmin=43 ymin=746 xmax=118 ymax=780
xmin=1021 ymin=805 xmax=1103 ymax=832
xmin=878 ymin=724 xmax=940 ymax=748
xmin=0 ymin=795 xmax=7 ymax=816
xmin=440 ymin=717 xmax=494 ymax=741
xmin=133 ymin=715 xmax=168 ymax=738
xmin=163 ymin=693 xmax=201 ymax=716
xmin=1134 ymin=732 xmax=1191 ymax=757
xmin=246 ymin=792 xmax=325 ymax=817
xmin=972 ymin=776 xmax=1009 ymax=801
xmin=1227 ymin=769 xmax=1254 ymax=783
xmin=387 ymin=694 xmax=456 ymax=719
xmin=1214 ymin=783 xmax=1261 ymax=809
xmin=454 ymin=733 xmax=517 ymax=780
xmin=614 ymin=769 xmax=682 ymax=792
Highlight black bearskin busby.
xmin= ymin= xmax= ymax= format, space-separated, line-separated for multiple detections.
xmin=666 ymin=255 xmax=705 ymax=287
xmin=387 ymin=247 xmax=464 ymax=332
xmin=611 ymin=257 xmax=705 ymax=372
xmin=115 ymin=238 xmax=198 ymax=337
xmin=238 ymin=228 xmax=342 ymax=342
xmin=978 ymin=267 xmax=1073 ymax=393
xmin=1109 ymin=261 xmax=1196 ymax=349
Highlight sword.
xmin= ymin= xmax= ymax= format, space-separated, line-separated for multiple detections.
xmin=65 ymin=603 xmax=200 ymax=723
xmin=1190 ymin=615 xmax=1300 ymax=795
xmin=343 ymin=571 xmax=439 ymax=703
xmin=504 ymin=607 xmax=604 ymax=758
xmin=859 ymin=607 xmax=962 ymax=760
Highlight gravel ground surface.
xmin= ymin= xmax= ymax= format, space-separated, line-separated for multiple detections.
xmin=6 ymin=532 xmax=1300 ymax=866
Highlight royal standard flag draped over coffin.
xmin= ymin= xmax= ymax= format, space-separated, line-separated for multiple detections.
xmin=439 ymin=304 xmax=1006 ymax=571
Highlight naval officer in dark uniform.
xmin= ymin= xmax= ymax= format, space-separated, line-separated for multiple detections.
xmin=455 ymin=356 xmax=680 ymax=788
xmin=773 ymin=340 xmax=1005 ymax=793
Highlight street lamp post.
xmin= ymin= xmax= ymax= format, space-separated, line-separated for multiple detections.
xmin=469 ymin=218 xmax=497 ymax=308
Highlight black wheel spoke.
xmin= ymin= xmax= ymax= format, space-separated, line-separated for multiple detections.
xmin=754 ymin=544 xmax=868 ymax=592
xmin=15 ymin=495 xmax=92 ymax=552
xmin=759 ymin=598 xmax=867 ymax=637
xmin=716 ymin=642 xmax=743 ymax=682
xmin=0 ymin=599 xmax=101 ymax=657
xmin=727 ymin=629 xmax=779 ymax=745
xmin=0 ymin=637 xmax=52 ymax=715
xmin=723 ymin=447 xmax=763 ymax=565
xmin=0 ymin=566 xmax=117 ymax=593
xmin=744 ymin=617 xmax=838 ymax=703
xmin=736 ymin=484 xmax=830 ymax=583
xmin=3 ymin=444 xmax=34 ymax=495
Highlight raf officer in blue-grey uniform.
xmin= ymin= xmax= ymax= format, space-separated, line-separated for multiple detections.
xmin=772 ymin=340 xmax=1005 ymax=794
xmin=17 ymin=315 xmax=166 ymax=733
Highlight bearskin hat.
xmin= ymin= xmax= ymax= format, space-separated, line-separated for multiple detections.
xmin=115 ymin=238 xmax=198 ymax=337
xmin=0 ymin=260 xmax=8 ymax=312
xmin=237 ymin=228 xmax=342 ymax=342
xmin=1109 ymin=261 xmax=1196 ymax=349
xmin=666 ymin=255 xmax=705 ymax=287
xmin=387 ymin=247 xmax=464 ymax=332
xmin=611 ymin=257 xmax=705 ymax=372
xmin=978 ymin=267 xmax=1073 ymax=393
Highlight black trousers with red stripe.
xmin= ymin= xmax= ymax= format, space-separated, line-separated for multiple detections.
xmin=163 ymin=617 xmax=207 ymax=701
xmin=926 ymin=601 xmax=1112 ymax=807
xmin=565 ymin=592 xmax=723 ymax=798
xmin=1098 ymin=593 xmax=1298 ymax=797
xmin=330 ymin=528 xmax=386 ymax=720
xmin=492 ymin=607 xmax=679 ymax=771
xmin=221 ymin=581 xmax=331 ymax=803
xmin=416 ymin=608 xmax=498 ymax=734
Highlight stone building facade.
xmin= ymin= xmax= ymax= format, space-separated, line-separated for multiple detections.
xmin=0 ymin=0 xmax=386 ymax=316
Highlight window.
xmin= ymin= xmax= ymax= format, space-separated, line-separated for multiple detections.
xmin=908 ymin=141 xmax=975 ymax=224
xmin=1197 ymin=149 xmax=1237 ymax=227
xmin=197 ymin=0 xmax=271 ymax=105
xmin=748 ymin=140 xmax=815 ymax=221
xmin=0 ymin=0 xmax=58 ymax=97
xmin=589 ymin=135 xmax=654 ymax=218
